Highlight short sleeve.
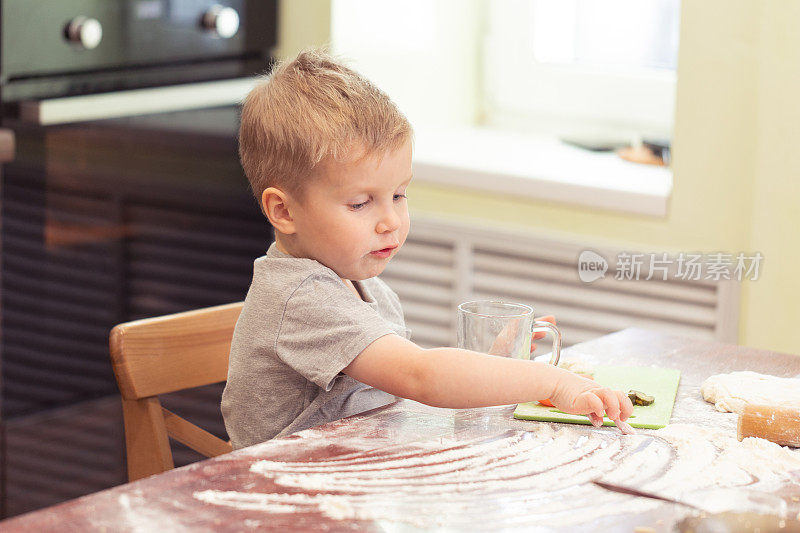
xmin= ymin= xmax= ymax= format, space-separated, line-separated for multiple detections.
xmin=385 ymin=289 xmax=412 ymax=340
xmin=275 ymin=274 xmax=396 ymax=390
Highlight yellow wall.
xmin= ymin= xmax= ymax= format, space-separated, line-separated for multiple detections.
xmin=275 ymin=0 xmax=332 ymax=60
xmin=277 ymin=1 xmax=799 ymax=354
xmin=743 ymin=2 xmax=800 ymax=353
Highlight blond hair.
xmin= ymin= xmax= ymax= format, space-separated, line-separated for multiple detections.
xmin=239 ymin=48 xmax=412 ymax=207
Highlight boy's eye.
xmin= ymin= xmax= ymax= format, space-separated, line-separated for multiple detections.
xmin=349 ymin=194 xmax=406 ymax=210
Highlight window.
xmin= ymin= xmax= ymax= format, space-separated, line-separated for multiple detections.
xmin=330 ymin=0 xmax=480 ymax=128
xmin=483 ymin=0 xmax=681 ymax=139
xmin=331 ymin=0 xmax=437 ymax=53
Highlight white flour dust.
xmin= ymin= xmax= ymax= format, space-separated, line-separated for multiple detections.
xmin=193 ymin=423 xmax=800 ymax=529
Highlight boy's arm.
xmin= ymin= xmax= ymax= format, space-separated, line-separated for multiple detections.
xmin=342 ymin=334 xmax=632 ymax=423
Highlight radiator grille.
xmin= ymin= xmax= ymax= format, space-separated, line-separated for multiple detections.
xmin=384 ymin=218 xmax=738 ymax=353
xmin=381 ymin=238 xmax=456 ymax=348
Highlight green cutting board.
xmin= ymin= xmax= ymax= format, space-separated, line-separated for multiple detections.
xmin=513 ymin=365 xmax=681 ymax=429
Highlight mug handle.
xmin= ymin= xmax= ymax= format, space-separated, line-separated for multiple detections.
xmin=532 ymin=321 xmax=561 ymax=366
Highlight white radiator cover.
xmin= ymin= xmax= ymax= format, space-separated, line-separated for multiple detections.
xmin=381 ymin=218 xmax=740 ymax=351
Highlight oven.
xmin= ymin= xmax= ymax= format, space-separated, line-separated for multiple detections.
xmin=0 ymin=0 xmax=277 ymax=517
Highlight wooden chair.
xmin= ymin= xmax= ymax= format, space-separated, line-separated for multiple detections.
xmin=109 ymin=302 xmax=243 ymax=482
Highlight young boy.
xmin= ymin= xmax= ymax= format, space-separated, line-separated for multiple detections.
xmin=221 ymin=49 xmax=633 ymax=449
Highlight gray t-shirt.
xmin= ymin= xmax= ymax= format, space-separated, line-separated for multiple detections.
xmin=221 ymin=243 xmax=410 ymax=449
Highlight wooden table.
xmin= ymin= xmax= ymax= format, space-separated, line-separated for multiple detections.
xmin=3 ymin=328 xmax=800 ymax=532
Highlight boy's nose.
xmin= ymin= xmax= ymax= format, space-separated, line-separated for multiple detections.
xmin=376 ymin=206 xmax=401 ymax=234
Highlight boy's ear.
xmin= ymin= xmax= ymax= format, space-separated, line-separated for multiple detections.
xmin=261 ymin=187 xmax=296 ymax=235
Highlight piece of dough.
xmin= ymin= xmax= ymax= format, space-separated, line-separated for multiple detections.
xmin=701 ymin=371 xmax=800 ymax=414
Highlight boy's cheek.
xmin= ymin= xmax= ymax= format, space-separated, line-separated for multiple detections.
xmin=397 ymin=211 xmax=410 ymax=233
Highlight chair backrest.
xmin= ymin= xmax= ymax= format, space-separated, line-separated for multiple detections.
xmin=109 ymin=301 xmax=243 ymax=481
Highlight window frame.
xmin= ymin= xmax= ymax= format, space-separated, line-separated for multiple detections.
xmin=482 ymin=0 xmax=678 ymax=138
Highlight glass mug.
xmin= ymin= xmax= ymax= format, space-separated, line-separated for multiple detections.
xmin=457 ymin=300 xmax=561 ymax=365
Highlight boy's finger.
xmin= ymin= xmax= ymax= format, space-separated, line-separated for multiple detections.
xmin=535 ymin=315 xmax=556 ymax=325
xmin=532 ymin=316 xmax=555 ymax=344
xmin=615 ymin=418 xmax=637 ymax=435
xmin=580 ymin=392 xmax=605 ymax=424
xmin=601 ymin=390 xmax=621 ymax=421
xmin=617 ymin=390 xmax=634 ymax=420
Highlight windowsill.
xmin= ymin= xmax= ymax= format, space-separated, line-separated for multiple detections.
xmin=412 ymin=127 xmax=672 ymax=217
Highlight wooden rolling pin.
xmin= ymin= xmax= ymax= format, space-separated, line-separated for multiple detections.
xmin=737 ymin=404 xmax=800 ymax=447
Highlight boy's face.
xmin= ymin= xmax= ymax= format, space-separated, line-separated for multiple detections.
xmin=286 ymin=139 xmax=412 ymax=281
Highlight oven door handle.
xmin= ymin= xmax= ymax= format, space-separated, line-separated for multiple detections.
xmin=17 ymin=78 xmax=256 ymax=126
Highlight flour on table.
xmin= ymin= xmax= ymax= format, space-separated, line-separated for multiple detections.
xmin=193 ymin=421 xmax=800 ymax=529
xmin=701 ymin=371 xmax=800 ymax=414
xmin=557 ymin=358 xmax=594 ymax=375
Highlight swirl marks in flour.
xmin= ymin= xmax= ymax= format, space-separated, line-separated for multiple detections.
xmin=194 ymin=423 xmax=800 ymax=528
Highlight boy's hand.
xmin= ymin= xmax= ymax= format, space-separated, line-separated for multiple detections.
xmin=487 ymin=314 xmax=556 ymax=357
xmin=487 ymin=319 xmax=521 ymax=356
xmin=549 ymin=371 xmax=634 ymax=428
